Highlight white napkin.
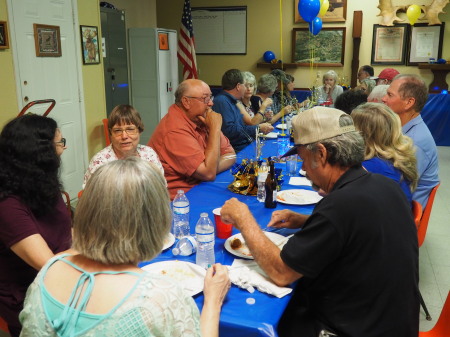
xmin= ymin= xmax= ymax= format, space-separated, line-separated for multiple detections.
xmin=289 ymin=177 xmax=312 ymax=186
xmin=228 ymin=259 xmax=292 ymax=298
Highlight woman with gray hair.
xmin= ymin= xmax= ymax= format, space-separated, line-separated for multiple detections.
xmin=19 ymin=157 xmax=230 ymax=337
xmin=352 ymin=102 xmax=418 ymax=203
xmin=236 ymin=72 xmax=273 ymax=129
xmin=357 ymin=78 xmax=376 ymax=96
xmin=317 ymin=70 xmax=343 ymax=108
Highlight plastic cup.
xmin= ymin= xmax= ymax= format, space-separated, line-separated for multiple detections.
xmin=213 ymin=208 xmax=232 ymax=239
xmin=286 ymin=155 xmax=297 ymax=177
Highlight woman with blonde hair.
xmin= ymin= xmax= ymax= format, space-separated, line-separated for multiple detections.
xmin=352 ymin=102 xmax=418 ymax=203
xmin=317 ymin=70 xmax=343 ymax=108
xmin=20 ymin=157 xmax=230 ymax=337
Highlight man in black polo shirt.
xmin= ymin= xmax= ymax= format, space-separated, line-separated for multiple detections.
xmin=221 ymin=107 xmax=419 ymax=337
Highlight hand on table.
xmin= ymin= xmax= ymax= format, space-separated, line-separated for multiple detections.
xmin=259 ymin=123 xmax=274 ymax=134
xmin=267 ymin=209 xmax=307 ymax=229
xmin=203 ymin=263 xmax=231 ymax=306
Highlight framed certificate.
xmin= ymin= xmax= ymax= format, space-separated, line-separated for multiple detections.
xmin=371 ymin=24 xmax=408 ymax=65
xmin=407 ymin=23 xmax=445 ymax=66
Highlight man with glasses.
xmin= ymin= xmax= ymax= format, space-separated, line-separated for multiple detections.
xmin=213 ymin=69 xmax=273 ymax=152
xmin=149 ymin=79 xmax=236 ymax=199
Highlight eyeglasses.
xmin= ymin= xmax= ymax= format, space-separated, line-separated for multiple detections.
xmin=111 ymin=126 xmax=139 ymax=137
xmin=55 ymin=138 xmax=66 ymax=147
xmin=185 ymin=95 xmax=214 ymax=104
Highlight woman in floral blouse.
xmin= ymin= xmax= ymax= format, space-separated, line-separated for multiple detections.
xmin=82 ymin=105 xmax=163 ymax=188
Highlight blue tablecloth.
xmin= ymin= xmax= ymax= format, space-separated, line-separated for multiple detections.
xmin=139 ymin=137 xmax=315 ymax=337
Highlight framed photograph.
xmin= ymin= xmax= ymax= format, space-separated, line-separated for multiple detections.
xmin=407 ymin=23 xmax=445 ymax=66
xmin=80 ymin=25 xmax=100 ymax=64
xmin=371 ymin=24 xmax=408 ymax=65
xmin=158 ymin=32 xmax=169 ymax=50
xmin=292 ymin=28 xmax=346 ymax=67
xmin=0 ymin=21 xmax=9 ymax=49
xmin=33 ymin=24 xmax=61 ymax=57
xmin=295 ymin=0 xmax=347 ymax=23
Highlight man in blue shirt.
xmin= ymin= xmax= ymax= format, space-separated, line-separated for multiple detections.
xmin=383 ymin=74 xmax=439 ymax=208
xmin=213 ymin=69 xmax=273 ymax=152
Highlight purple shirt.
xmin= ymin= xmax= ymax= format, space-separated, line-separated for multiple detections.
xmin=0 ymin=195 xmax=72 ymax=333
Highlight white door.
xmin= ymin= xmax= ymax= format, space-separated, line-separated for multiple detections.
xmin=157 ymin=29 xmax=178 ymax=120
xmin=8 ymin=0 xmax=87 ymax=200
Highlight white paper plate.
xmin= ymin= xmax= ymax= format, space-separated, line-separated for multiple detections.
xmin=142 ymin=261 xmax=206 ymax=296
xmin=225 ymin=232 xmax=287 ymax=259
xmin=162 ymin=233 xmax=175 ymax=251
xmin=263 ymin=132 xmax=278 ymax=139
xmin=276 ymin=124 xmax=287 ymax=130
xmin=277 ymin=189 xmax=322 ymax=205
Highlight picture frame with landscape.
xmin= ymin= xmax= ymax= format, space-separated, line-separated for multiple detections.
xmin=292 ymin=28 xmax=346 ymax=67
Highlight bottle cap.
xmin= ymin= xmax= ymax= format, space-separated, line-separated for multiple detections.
xmin=172 ymin=247 xmax=180 ymax=255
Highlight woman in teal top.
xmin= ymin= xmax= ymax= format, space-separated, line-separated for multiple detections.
xmin=19 ymin=157 xmax=230 ymax=337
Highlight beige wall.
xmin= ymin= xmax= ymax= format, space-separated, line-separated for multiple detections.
xmin=112 ymin=0 xmax=157 ymax=28
xmin=155 ymin=0 xmax=449 ymax=88
xmin=0 ymin=0 xmax=108 ymax=158
xmin=0 ymin=0 xmax=19 ymax=127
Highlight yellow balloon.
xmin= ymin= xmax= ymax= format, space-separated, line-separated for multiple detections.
xmin=319 ymin=0 xmax=329 ymax=17
xmin=319 ymin=0 xmax=324 ymax=5
xmin=407 ymin=4 xmax=421 ymax=25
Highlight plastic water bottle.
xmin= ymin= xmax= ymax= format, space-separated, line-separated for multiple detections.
xmin=172 ymin=235 xmax=197 ymax=256
xmin=195 ymin=213 xmax=215 ymax=269
xmin=172 ymin=190 xmax=190 ymax=239
xmin=257 ymin=162 xmax=268 ymax=202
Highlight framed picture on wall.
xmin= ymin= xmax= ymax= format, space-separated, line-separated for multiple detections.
xmin=295 ymin=0 xmax=347 ymax=23
xmin=371 ymin=24 xmax=408 ymax=65
xmin=80 ymin=25 xmax=100 ymax=64
xmin=292 ymin=27 xmax=346 ymax=67
xmin=407 ymin=23 xmax=445 ymax=66
xmin=0 ymin=21 xmax=9 ymax=49
xmin=33 ymin=23 xmax=62 ymax=57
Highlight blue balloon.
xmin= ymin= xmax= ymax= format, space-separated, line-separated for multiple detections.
xmin=298 ymin=0 xmax=321 ymax=23
xmin=309 ymin=17 xmax=323 ymax=35
xmin=263 ymin=51 xmax=276 ymax=63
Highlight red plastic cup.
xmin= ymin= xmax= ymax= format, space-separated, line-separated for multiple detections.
xmin=213 ymin=208 xmax=232 ymax=239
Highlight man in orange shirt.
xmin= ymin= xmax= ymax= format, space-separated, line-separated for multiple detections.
xmin=149 ymin=79 xmax=236 ymax=199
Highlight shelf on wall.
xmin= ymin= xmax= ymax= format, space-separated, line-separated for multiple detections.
xmin=418 ymin=63 xmax=450 ymax=93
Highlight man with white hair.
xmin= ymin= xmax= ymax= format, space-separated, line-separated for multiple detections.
xmin=221 ymin=107 xmax=419 ymax=336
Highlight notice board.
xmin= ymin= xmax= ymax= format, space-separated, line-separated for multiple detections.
xmin=192 ymin=6 xmax=247 ymax=55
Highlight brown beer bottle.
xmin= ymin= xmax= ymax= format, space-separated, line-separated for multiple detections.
xmin=264 ymin=160 xmax=277 ymax=208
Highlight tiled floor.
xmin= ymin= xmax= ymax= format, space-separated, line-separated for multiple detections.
xmin=1 ymin=147 xmax=449 ymax=337
xmin=418 ymin=146 xmax=450 ymax=332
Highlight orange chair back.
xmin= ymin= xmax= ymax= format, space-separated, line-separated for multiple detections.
xmin=418 ymin=184 xmax=440 ymax=247
xmin=0 ymin=316 xmax=9 ymax=333
xmin=103 ymin=118 xmax=111 ymax=146
xmin=412 ymin=200 xmax=423 ymax=229
xmin=419 ymin=291 xmax=450 ymax=336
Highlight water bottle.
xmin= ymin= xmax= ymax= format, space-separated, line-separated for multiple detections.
xmin=195 ymin=213 xmax=215 ymax=269
xmin=172 ymin=190 xmax=190 ymax=239
xmin=172 ymin=235 xmax=197 ymax=256
xmin=257 ymin=162 xmax=268 ymax=202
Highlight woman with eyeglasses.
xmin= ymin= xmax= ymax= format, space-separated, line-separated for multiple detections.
xmin=82 ymin=104 xmax=163 ymax=187
xmin=0 ymin=114 xmax=72 ymax=336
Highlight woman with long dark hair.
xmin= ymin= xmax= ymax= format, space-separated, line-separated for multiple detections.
xmin=0 ymin=114 xmax=72 ymax=336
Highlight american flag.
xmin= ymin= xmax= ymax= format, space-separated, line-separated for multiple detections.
xmin=177 ymin=0 xmax=198 ymax=79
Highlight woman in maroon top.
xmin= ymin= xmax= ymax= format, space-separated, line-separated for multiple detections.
xmin=0 ymin=114 xmax=72 ymax=336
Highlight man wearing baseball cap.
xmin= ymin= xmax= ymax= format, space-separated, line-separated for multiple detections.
xmin=374 ymin=68 xmax=400 ymax=85
xmin=221 ymin=107 xmax=419 ymax=336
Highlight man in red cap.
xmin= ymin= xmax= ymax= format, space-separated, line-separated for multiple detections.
xmin=375 ymin=68 xmax=400 ymax=85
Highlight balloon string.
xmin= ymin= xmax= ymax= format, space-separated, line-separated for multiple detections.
xmin=279 ymin=0 xmax=285 ymax=134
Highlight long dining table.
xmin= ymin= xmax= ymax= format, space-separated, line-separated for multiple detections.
xmin=139 ymin=132 xmax=317 ymax=337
